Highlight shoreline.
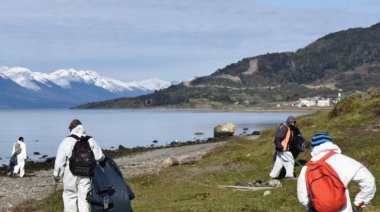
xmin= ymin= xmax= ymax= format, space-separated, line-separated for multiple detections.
xmin=0 ymin=137 xmax=230 ymax=174
xmin=125 ymin=106 xmax=328 ymax=113
xmin=0 ymin=137 xmax=243 ymax=211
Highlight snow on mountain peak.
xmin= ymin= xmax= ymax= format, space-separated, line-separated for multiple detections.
xmin=49 ymin=69 xmax=133 ymax=92
xmin=129 ymin=78 xmax=172 ymax=91
xmin=49 ymin=69 xmax=95 ymax=88
xmin=0 ymin=66 xmax=51 ymax=91
xmin=48 ymin=69 xmax=172 ymax=92
xmin=0 ymin=67 xmax=171 ymax=93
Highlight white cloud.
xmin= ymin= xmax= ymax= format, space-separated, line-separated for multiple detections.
xmin=0 ymin=0 xmax=379 ymax=82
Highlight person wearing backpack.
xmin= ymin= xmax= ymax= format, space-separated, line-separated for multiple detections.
xmin=273 ymin=120 xmax=305 ymax=178
xmin=11 ymin=136 xmax=27 ymax=178
xmin=269 ymin=116 xmax=298 ymax=179
xmin=53 ymin=119 xmax=105 ymax=212
xmin=297 ymin=133 xmax=376 ymax=212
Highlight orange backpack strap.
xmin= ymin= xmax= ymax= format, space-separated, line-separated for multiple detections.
xmin=306 ymin=151 xmax=336 ymax=166
xmin=319 ymin=151 xmax=336 ymax=161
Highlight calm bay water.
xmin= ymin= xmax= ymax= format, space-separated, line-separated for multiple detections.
xmin=0 ymin=109 xmax=310 ymax=165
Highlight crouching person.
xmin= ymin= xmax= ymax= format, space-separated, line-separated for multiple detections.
xmin=53 ymin=119 xmax=105 ymax=212
xmin=297 ymin=133 xmax=376 ymax=212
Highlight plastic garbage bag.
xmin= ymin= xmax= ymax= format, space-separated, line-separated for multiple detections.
xmin=87 ymin=164 xmax=115 ymax=210
xmin=7 ymin=154 xmax=18 ymax=176
xmin=87 ymin=156 xmax=134 ymax=212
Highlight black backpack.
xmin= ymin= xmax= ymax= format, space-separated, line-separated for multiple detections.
xmin=288 ymin=125 xmax=305 ymax=153
xmin=292 ymin=133 xmax=306 ymax=152
xmin=69 ymin=135 xmax=96 ymax=177
xmin=291 ymin=126 xmax=305 ymax=152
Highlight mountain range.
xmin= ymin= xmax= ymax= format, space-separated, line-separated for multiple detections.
xmin=3 ymin=22 xmax=380 ymax=109
xmin=75 ymin=22 xmax=380 ymax=109
xmin=0 ymin=67 xmax=172 ymax=108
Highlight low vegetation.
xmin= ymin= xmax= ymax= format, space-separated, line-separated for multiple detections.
xmin=13 ymin=88 xmax=380 ymax=211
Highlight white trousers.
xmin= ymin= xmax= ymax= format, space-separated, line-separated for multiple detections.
xmin=269 ymin=151 xmax=295 ymax=178
xmin=13 ymin=158 xmax=25 ymax=177
xmin=62 ymin=166 xmax=92 ymax=212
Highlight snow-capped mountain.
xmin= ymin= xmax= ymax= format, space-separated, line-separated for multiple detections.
xmin=0 ymin=66 xmax=172 ymax=108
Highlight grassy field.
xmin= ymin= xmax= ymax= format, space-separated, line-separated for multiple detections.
xmin=15 ymin=90 xmax=380 ymax=211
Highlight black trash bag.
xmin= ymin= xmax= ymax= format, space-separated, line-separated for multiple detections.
xmin=88 ymin=156 xmax=134 ymax=212
xmin=102 ymin=157 xmax=135 ymax=201
xmin=87 ymin=164 xmax=115 ymax=211
xmin=7 ymin=154 xmax=18 ymax=176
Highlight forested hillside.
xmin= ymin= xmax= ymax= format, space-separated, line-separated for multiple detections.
xmin=76 ymin=23 xmax=380 ymax=109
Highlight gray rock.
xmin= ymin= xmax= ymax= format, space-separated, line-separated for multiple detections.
xmin=214 ymin=123 xmax=236 ymax=138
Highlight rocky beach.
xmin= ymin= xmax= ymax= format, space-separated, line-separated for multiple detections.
xmin=0 ymin=139 xmax=236 ymax=211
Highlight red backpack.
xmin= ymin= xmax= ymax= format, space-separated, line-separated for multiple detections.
xmin=306 ymin=151 xmax=347 ymax=212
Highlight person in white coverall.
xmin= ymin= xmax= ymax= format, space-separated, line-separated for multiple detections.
xmin=297 ymin=133 xmax=376 ymax=212
xmin=12 ymin=137 xmax=27 ymax=177
xmin=53 ymin=119 xmax=105 ymax=212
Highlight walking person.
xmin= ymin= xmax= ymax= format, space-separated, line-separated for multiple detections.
xmin=53 ymin=119 xmax=105 ymax=212
xmin=297 ymin=133 xmax=376 ymax=212
xmin=269 ymin=116 xmax=297 ymax=179
xmin=12 ymin=136 xmax=27 ymax=178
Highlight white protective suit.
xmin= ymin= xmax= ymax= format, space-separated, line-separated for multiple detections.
xmin=53 ymin=125 xmax=105 ymax=212
xmin=297 ymin=142 xmax=376 ymax=212
xmin=12 ymin=140 xmax=27 ymax=177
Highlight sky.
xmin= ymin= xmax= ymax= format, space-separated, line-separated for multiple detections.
xmin=0 ymin=0 xmax=379 ymax=83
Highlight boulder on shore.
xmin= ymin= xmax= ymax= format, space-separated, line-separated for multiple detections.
xmin=163 ymin=155 xmax=199 ymax=168
xmin=163 ymin=157 xmax=179 ymax=168
xmin=214 ymin=123 xmax=236 ymax=138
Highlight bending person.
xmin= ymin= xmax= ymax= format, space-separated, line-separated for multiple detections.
xmin=297 ymin=133 xmax=376 ymax=211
